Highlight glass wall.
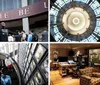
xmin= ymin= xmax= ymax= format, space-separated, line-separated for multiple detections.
xmin=0 ymin=0 xmax=21 ymax=11
xmin=18 ymin=43 xmax=48 ymax=85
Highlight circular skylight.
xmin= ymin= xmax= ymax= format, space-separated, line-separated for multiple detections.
xmin=50 ymin=0 xmax=100 ymax=42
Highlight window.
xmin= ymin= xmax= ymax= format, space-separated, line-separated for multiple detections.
xmin=96 ymin=19 xmax=100 ymax=26
xmin=55 ymin=0 xmax=65 ymax=7
xmin=50 ymin=6 xmax=59 ymax=16
xmin=54 ymin=32 xmax=64 ymax=41
xmin=75 ymin=0 xmax=89 ymax=3
xmin=34 ymin=44 xmax=46 ymax=63
xmin=81 ymin=0 xmax=89 ymax=3
xmin=28 ymin=54 xmax=32 ymax=62
xmin=89 ymin=0 xmax=100 ymax=10
xmin=94 ymin=26 xmax=100 ymax=33
xmin=81 ymin=39 xmax=88 ymax=42
xmin=31 ymin=44 xmax=36 ymax=54
xmin=87 ymin=34 xmax=98 ymax=42
xmin=94 ymin=27 xmax=100 ymax=37
xmin=0 ymin=0 xmax=21 ymax=11
xmin=28 ymin=0 xmax=40 ymax=5
xmin=30 ymin=60 xmax=36 ymax=72
xmin=54 ymin=26 xmax=59 ymax=33
xmin=41 ymin=57 xmax=48 ymax=79
xmin=63 ymin=38 xmax=71 ymax=42
xmin=94 ymin=7 xmax=100 ymax=17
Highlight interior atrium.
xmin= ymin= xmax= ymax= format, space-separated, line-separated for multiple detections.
xmin=50 ymin=0 xmax=100 ymax=42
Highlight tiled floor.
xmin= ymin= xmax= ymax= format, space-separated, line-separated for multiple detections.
xmin=50 ymin=70 xmax=80 ymax=85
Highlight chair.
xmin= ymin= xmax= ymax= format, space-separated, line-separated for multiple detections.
xmin=80 ymin=68 xmax=100 ymax=85
xmin=50 ymin=61 xmax=55 ymax=70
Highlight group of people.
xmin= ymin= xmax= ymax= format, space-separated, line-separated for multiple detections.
xmin=0 ymin=28 xmax=48 ymax=42
xmin=8 ymin=30 xmax=39 ymax=42
xmin=0 ymin=22 xmax=48 ymax=42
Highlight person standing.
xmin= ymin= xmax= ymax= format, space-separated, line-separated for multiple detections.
xmin=21 ymin=30 xmax=27 ymax=41
xmin=8 ymin=34 xmax=14 ymax=42
xmin=27 ymin=30 xmax=33 ymax=42
xmin=41 ymin=30 xmax=48 ymax=42
xmin=0 ymin=22 xmax=8 ymax=42
xmin=14 ymin=30 xmax=22 ymax=42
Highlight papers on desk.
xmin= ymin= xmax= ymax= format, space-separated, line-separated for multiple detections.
xmin=68 ymin=60 xmax=76 ymax=64
xmin=59 ymin=62 xmax=68 ymax=65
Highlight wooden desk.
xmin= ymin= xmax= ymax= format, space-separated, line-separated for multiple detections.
xmin=58 ymin=62 xmax=76 ymax=77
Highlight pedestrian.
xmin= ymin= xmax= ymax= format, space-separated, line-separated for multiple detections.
xmin=21 ymin=30 xmax=27 ymax=41
xmin=41 ymin=30 xmax=48 ymax=42
xmin=0 ymin=69 xmax=12 ymax=85
xmin=0 ymin=22 xmax=8 ymax=42
xmin=27 ymin=30 xmax=33 ymax=42
xmin=32 ymin=30 xmax=38 ymax=42
xmin=8 ymin=34 xmax=14 ymax=42
xmin=14 ymin=30 xmax=22 ymax=42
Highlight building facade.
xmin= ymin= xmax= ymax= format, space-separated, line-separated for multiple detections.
xmin=0 ymin=0 xmax=48 ymax=34
xmin=18 ymin=43 xmax=48 ymax=85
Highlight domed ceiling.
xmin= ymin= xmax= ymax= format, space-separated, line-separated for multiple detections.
xmin=50 ymin=0 xmax=100 ymax=42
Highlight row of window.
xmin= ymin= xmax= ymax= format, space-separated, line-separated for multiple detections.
xmin=0 ymin=0 xmax=41 ymax=11
xmin=0 ymin=43 xmax=18 ymax=55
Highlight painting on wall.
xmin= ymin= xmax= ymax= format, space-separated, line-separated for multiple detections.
xmin=89 ymin=49 xmax=100 ymax=65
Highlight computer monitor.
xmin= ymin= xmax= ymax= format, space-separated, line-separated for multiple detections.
xmin=58 ymin=56 xmax=68 ymax=62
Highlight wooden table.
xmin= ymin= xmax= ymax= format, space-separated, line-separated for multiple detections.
xmin=58 ymin=62 xmax=76 ymax=77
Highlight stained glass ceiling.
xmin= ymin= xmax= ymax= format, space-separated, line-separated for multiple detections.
xmin=50 ymin=0 xmax=100 ymax=42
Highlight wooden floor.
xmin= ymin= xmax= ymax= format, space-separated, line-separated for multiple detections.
xmin=50 ymin=70 xmax=80 ymax=85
